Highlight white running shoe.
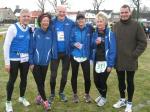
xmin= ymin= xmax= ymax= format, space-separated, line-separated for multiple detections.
xmin=95 ymin=96 xmax=101 ymax=103
xmin=97 ymin=97 xmax=107 ymax=106
xmin=6 ymin=101 xmax=13 ymax=112
xmin=113 ymin=99 xmax=126 ymax=108
xmin=18 ymin=97 xmax=30 ymax=107
xmin=125 ymin=102 xmax=132 ymax=112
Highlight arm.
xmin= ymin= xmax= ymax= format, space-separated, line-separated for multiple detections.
xmin=70 ymin=28 xmax=78 ymax=48
xmin=107 ymin=32 xmax=116 ymax=68
xmin=132 ymin=23 xmax=147 ymax=58
xmin=90 ymin=32 xmax=97 ymax=61
xmin=3 ymin=24 xmax=16 ymax=72
xmin=91 ymin=32 xmax=99 ymax=49
xmin=29 ymin=31 xmax=36 ymax=65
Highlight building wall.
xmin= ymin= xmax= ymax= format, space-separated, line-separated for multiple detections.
xmin=0 ymin=8 xmax=16 ymax=22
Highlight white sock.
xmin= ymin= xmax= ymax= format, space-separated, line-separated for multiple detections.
xmin=120 ymin=98 xmax=126 ymax=101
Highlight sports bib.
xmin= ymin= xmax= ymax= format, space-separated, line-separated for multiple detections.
xmin=57 ymin=31 xmax=64 ymax=41
xmin=95 ymin=61 xmax=107 ymax=73
xmin=20 ymin=53 xmax=29 ymax=63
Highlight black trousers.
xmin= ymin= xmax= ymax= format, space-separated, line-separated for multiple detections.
xmin=50 ymin=52 xmax=70 ymax=94
xmin=6 ymin=61 xmax=29 ymax=101
xmin=71 ymin=57 xmax=91 ymax=94
xmin=116 ymin=70 xmax=135 ymax=102
xmin=93 ymin=63 xmax=110 ymax=98
xmin=32 ymin=65 xmax=48 ymax=101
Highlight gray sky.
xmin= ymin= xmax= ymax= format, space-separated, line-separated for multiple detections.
xmin=0 ymin=0 xmax=150 ymax=12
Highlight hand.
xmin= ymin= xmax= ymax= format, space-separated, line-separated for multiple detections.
xmin=107 ymin=67 xmax=112 ymax=73
xmin=74 ymin=42 xmax=82 ymax=49
xmin=96 ymin=37 xmax=101 ymax=45
xmin=5 ymin=65 xmax=10 ymax=73
xmin=30 ymin=65 xmax=34 ymax=72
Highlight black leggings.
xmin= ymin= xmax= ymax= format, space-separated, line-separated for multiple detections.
xmin=50 ymin=52 xmax=70 ymax=94
xmin=93 ymin=63 xmax=110 ymax=98
xmin=71 ymin=57 xmax=91 ymax=94
xmin=6 ymin=61 xmax=29 ymax=101
xmin=116 ymin=70 xmax=135 ymax=102
xmin=32 ymin=65 xmax=48 ymax=101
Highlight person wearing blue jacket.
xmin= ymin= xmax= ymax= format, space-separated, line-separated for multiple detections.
xmin=29 ymin=13 xmax=54 ymax=111
xmin=92 ymin=12 xmax=116 ymax=107
xmin=49 ymin=5 xmax=75 ymax=102
xmin=70 ymin=13 xmax=93 ymax=103
xmin=3 ymin=9 xmax=31 ymax=112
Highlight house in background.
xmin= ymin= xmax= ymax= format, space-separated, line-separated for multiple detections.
xmin=67 ymin=11 xmax=96 ymax=23
xmin=109 ymin=12 xmax=120 ymax=22
xmin=14 ymin=5 xmax=42 ymax=26
xmin=67 ymin=11 xmax=78 ymax=21
xmin=30 ymin=11 xmax=42 ymax=24
xmin=0 ymin=7 xmax=16 ymax=23
xmin=85 ymin=9 xmax=113 ymax=24
xmin=14 ymin=5 xmax=21 ymax=17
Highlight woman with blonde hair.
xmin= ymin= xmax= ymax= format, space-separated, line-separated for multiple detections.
xmin=4 ymin=9 xmax=31 ymax=112
xmin=91 ymin=12 xmax=116 ymax=106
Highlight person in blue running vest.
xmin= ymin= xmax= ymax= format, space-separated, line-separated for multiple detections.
xmin=3 ymin=9 xmax=31 ymax=112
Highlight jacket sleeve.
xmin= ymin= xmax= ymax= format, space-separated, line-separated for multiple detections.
xmin=107 ymin=32 xmax=116 ymax=67
xmin=70 ymin=28 xmax=76 ymax=48
xmin=88 ymin=25 xmax=94 ymax=60
xmin=91 ymin=33 xmax=97 ymax=49
xmin=51 ymin=26 xmax=57 ymax=59
xmin=3 ymin=24 xmax=16 ymax=66
xmin=91 ymin=32 xmax=97 ymax=61
xmin=29 ymin=31 xmax=35 ymax=65
xmin=132 ymin=23 xmax=147 ymax=59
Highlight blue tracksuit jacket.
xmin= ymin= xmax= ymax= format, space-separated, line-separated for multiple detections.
xmin=92 ymin=28 xmax=116 ymax=67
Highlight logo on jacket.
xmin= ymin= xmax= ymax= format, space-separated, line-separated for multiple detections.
xmin=19 ymin=35 xmax=24 ymax=38
xmin=87 ymin=33 xmax=90 ymax=37
xmin=37 ymin=35 xmax=41 ymax=39
xmin=45 ymin=37 xmax=50 ymax=39
xmin=65 ymin=23 xmax=70 ymax=26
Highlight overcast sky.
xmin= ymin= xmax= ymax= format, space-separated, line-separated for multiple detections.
xmin=0 ymin=0 xmax=150 ymax=12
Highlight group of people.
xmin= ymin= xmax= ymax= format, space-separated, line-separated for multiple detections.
xmin=3 ymin=4 xmax=147 ymax=112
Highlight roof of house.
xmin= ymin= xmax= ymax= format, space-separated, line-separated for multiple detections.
xmin=14 ymin=8 xmax=21 ymax=14
xmin=0 ymin=8 xmax=16 ymax=20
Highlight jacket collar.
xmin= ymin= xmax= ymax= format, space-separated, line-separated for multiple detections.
xmin=120 ymin=17 xmax=132 ymax=24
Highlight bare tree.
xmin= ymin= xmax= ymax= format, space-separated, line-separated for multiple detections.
xmin=131 ymin=0 xmax=141 ymax=21
xmin=60 ymin=0 xmax=67 ymax=5
xmin=47 ymin=0 xmax=68 ymax=12
xmin=47 ymin=0 xmax=58 ymax=12
xmin=37 ymin=0 xmax=69 ymax=13
xmin=92 ymin=0 xmax=105 ymax=14
xmin=37 ymin=0 xmax=46 ymax=13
